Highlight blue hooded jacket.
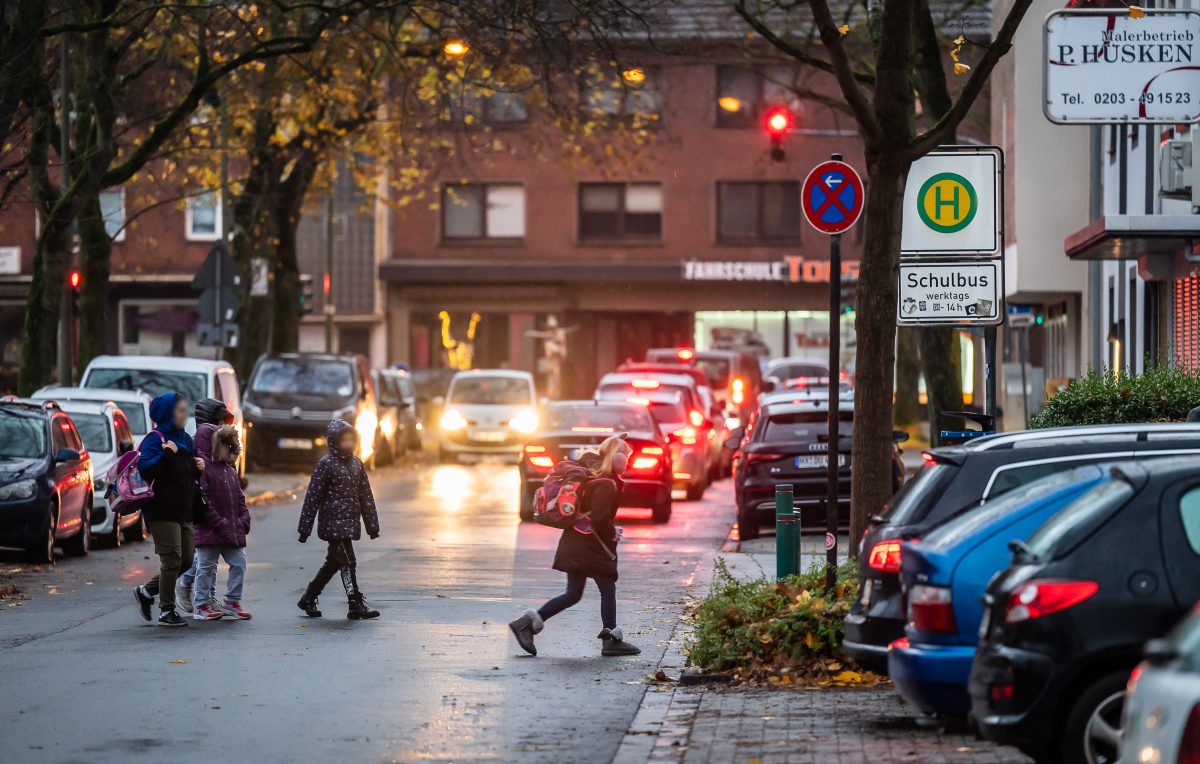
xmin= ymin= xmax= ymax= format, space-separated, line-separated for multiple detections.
xmin=139 ymin=392 xmax=195 ymax=470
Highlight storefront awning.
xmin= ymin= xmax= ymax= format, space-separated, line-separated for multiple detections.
xmin=1065 ymin=215 xmax=1200 ymax=261
xmin=380 ymin=259 xmax=682 ymax=284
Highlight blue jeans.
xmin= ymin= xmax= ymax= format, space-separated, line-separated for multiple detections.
xmin=194 ymin=546 xmax=247 ymax=606
xmin=538 ymin=573 xmax=617 ymax=630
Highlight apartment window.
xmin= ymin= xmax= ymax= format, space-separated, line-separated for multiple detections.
xmin=99 ymin=188 xmax=125 ymax=241
xmin=716 ymin=66 xmax=799 ymax=127
xmin=451 ymin=87 xmax=527 ymax=124
xmin=583 ymin=67 xmax=661 ymax=120
xmin=718 ymin=182 xmax=801 ymax=242
xmin=442 ymin=184 xmax=525 ymax=240
xmin=579 ymin=183 xmax=662 ymax=240
xmin=186 ymin=192 xmax=221 ymax=241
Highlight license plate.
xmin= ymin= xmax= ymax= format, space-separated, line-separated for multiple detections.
xmin=571 ymin=446 xmax=601 ymax=460
xmin=278 ymin=437 xmax=314 ymax=450
xmin=796 ymin=454 xmax=846 ymax=469
xmin=473 ymin=430 xmax=507 ymax=442
xmin=978 ymin=608 xmax=991 ymax=639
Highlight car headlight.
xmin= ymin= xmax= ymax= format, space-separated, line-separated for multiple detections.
xmin=440 ymin=408 xmax=468 ymax=432
xmin=0 ymin=479 xmax=38 ymax=501
xmin=243 ymin=402 xmax=262 ymax=417
xmin=508 ymin=408 xmax=539 ymax=435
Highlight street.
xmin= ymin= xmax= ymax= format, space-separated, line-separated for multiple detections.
xmin=0 ymin=462 xmax=731 ymax=763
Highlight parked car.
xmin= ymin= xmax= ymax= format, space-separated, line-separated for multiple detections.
xmin=411 ymin=367 xmax=456 ymax=423
xmin=729 ymin=399 xmax=904 ymax=540
xmin=32 ymin=385 xmax=153 ymax=440
xmin=646 ymin=347 xmax=763 ymax=421
xmin=242 ymin=353 xmax=380 ymax=469
xmin=437 ymin=369 xmax=538 ymax=463
xmin=80 ymin=355 xmax=246 ymax=477
xmin=845 ymin=423 xmax=1200 ymax=673
xmin=969 ymin=458 xmax=1200 ymax=764
xmin=1121 ymin=605 xmax=1200 ymax=764
xmin=52 ymin=400 xmax=145 ymax=547
xmin=518 ymin=400 xmax=673 ymax=523
xmin=888 ymin=465 xmax=1108 ymax=717
xmin=595 ymin=386 xmax=707 ymax=500
xmin=371 ymin=369 xmax=404 ymax=465
xmin=381 ymin=367 xmax=423 ymax=452
xmin=0 ymin=399 xmax=93 ymax=562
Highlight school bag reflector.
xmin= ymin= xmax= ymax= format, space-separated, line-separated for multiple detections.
xmin=532 ymin=461 xmax=589 ymax=528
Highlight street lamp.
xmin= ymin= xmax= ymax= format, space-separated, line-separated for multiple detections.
xmin=443 ymin=39 xmax=468 ymax=57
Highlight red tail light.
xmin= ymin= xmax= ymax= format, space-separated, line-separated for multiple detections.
xmin=921 ymin=451 xmax=936 ymax=464
xmin=631 ymin=379 xmax=661 ymax=390
xmin=1004 ymin=580 xmax=1099 ymax=624
xmin=1179 ymin=702 xmax=1200 ymax=764
xmin=908 ymin=584 xmax=955 ymax=634
xmin=744 ymin=452 xmax=784 ymax=464
xmin=640 ymin=446 xmax=664 ymax=456
xmin=868 ymin=540 xmax=903 ymax=573
xmin=731 ymin=377 xmax=746 ymax=405
xmin=672 ymin=426 xmax=698 ymax=445
xmin=630 ymin=456 xmax=660 ymax=471
xmin=527 ymin=455 xmax=554 ymax=469
xmin=688 ymin=409 xmax=705 ymax=427
xmin=676 ymin=348 xmax=694 ymax=361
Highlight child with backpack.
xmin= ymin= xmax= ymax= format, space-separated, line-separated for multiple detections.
xmin=175 ymin=398 xmax=235 ymax=614
xmin=509 ymin=435 xmax=641 ymax=657
xmin=190 ymin=419 xmax=252 ymax=621
xmin=296 ymin=419 xmax=381 ymax=620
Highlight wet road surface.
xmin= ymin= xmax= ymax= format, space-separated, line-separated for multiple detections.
xmin=0 ymin=462 xmax=733 ymax=763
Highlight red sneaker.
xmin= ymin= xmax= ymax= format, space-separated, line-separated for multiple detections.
xmin=193 ymin=604 xmax=223 ymax=621
xmin=223 ymin=602 xmax=252 ymax=620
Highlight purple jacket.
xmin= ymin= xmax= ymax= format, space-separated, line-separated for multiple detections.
xmin=195 ymin=424 xmax=250 ymax=547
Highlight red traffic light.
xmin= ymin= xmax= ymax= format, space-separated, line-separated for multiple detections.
xmin=69 ymin=271 xmax=81 ymax=289
xmin=765 ymin=107 xmax=793 ymax=138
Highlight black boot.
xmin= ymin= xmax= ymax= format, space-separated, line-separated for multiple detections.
xmin=347 ymin=593 xmax=380 ymax=620
xmin=599 ymin=627 xmax=641 ymax=656
xmin=297 ymin=582 xmax=323 ymax=618
xmin=508 ymin=609 xmax=543 ymax=656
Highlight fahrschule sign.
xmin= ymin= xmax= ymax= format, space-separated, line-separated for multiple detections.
xmin=1044 ymin=9 xmax=1200 ymax=124
xmin=682 ymin=257 xmax=859 ymax=283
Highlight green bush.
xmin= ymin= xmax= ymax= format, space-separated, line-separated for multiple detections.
xmin=688 ymin=558 xmax=858 ymax=677
xmin=1030 ymin=366 xmax=1200 ymax=429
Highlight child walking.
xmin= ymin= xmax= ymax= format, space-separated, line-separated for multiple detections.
xmin=191 ymin=420 xmax=252 ymax=621
xmin=296 ymin=419 xmax=381 ymax=620
xmin=509 ymin=435 xmax=641 ymax=657
xmin=176 ymin=397 xmax=236 ymax=613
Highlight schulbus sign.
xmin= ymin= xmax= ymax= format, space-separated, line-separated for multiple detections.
xmin=1044 ymin=9 xmax=1200 ymax=124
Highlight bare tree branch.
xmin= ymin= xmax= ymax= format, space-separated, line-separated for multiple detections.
xmin=733 ymin=0 xmax=875 ymax=86
xmin=808 ymin=0 xmax=880 ymax=141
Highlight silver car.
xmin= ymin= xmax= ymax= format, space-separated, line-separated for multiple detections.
xmin=1121 ymin=606 xmax=1200 ymax=764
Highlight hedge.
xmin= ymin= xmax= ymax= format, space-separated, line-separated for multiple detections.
xmin=1030 ymin=366 xmax=1200 ymax=429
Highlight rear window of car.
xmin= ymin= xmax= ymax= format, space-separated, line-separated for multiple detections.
xmin=768 ymin=362 xmax=828 ymax=382
xmin=646 ymin=401 xmax=685 ymax=428
xmin=0 ymin=409 xmax=47 ymax=458
xmin=120 ymin=405 xmax=147 ymax=434
xmin=883 ymin=461 xmax=959 ymax=525
xmin=449 ymin=376 xmax=532 ymax=405
xmin=1025 ymin=478 xmax=1134 ymax=561
xmin=71 ymin=413 xmax=113 ymax=454
xmin=545 ymin=406 xmax=655 ymax=434
xmin=377 ymin=376 xmax=399 ymax=406
xmin=762 ymin=410 xmax=853 ymax=442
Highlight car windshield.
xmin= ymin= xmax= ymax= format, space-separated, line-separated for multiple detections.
xmin=769 ymin=362 xmax=829 ymax=381
xmin=884 ymin=461 xmax=959 ymax=525
xmin=376 ymin=377 xmax=399 ymax=406
xmin=1025 ymin=478 xmax=1135 ymax=561
xmin=449 ymin=377 xmax=532 ymax=405
xmin=393 ymin=376 xmax=414 ymax=399
xmin=695 ymin=358 xmax=731 ymax=388
xmin=251 ymin=358 xmax=356 ymax=400
xmin=71 ymin=413 xmax=113 ymax=453
xmin=925 ymin=469 xmax=1096 ymax=551
xmin=86 ymin=368 xmax=206 ymax=403
xmin=763 ymin=411 xmax=854 ymax=441
xmin=0 ymin=410 xmax=47 ymax=458
xmin=545 ymin=406 xmax=655 ymax=434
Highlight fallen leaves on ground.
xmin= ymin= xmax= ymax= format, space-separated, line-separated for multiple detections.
xmin=168 ymin=659 xmax=188 ymax=664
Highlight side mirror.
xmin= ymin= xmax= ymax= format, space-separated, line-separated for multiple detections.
xmin=892 ymin=430 xmax=910 ymax=444
xmin=118 ymin=440 xmax=134 ymax=455
xmin=1144 ymin=638 xmax=1178 ymax=667
xmin=723 ymin=428 xmax=745 ymax=450
xmin=56 ymin=448 xmax=81 ymax=463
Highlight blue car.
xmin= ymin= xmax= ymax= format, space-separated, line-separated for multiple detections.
xmin=887 ymin=465 xmax=1111 ymax=717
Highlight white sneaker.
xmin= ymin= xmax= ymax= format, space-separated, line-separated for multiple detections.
xmin=176 ymin=586 xmax=193 ymax=614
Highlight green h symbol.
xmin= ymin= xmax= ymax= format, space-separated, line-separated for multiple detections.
xmin=934 ymin=182 xmax=960 ymax=220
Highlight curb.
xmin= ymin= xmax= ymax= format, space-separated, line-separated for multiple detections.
xmin=245 ymin=480 xmax=307 ymax=507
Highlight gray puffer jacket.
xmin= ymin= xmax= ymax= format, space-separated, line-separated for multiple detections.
xmin=298 ymin=420 xmax=380 ymax=542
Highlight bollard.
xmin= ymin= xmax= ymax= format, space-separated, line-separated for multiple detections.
xmin=775 ymin=483 xmax=798 ymax=579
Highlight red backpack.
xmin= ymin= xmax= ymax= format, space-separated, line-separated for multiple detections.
xmin=532 ymin=461 xmax=590 ymax=528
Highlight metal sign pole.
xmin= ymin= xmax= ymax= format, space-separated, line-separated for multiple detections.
xmin=825 ymin=228 xmax=841 ymax=591
xmin=984 ymin=325 xmax=998 ymax=420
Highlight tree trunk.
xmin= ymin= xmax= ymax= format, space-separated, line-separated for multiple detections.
xmin=269 ymin=152 xmax=318 ymax=354
xmin=919 ymin=327 xmax=963 ymax=446
xmin=18 ymin=219 xmax=70 ymax=394
xmin=894 ymin=327 xmax=920 ymax=429
xmin=77 ymin=193 xmax=111 ymax=368
xmin=849 ymin=156 xmax=909 ymax=548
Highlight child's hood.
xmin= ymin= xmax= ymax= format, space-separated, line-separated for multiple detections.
xmin=213 ymin=425 xmax=241 ymax=463
xmin=326 ymin=419 xmax=357 ymax=457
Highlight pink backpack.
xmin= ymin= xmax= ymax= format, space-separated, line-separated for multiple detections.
xmin=106 ymin=432 xmax=163 ymax=515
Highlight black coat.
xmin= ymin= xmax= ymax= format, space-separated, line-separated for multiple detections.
xmin=553 ymin=477 xmax=620 ymax=581
xmin=298 ymin=419 xmax=380 ymax=542
xmin=139 ymin=442 xmax=201 ymax=525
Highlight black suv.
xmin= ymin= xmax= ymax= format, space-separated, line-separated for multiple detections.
xmin=0 ymin=399 xmax=94 ymax=562
xmin=970 ymin=458 xmax=1200 ymax=764
xmin=845 ymin=423 xmax=1200 ymax=673
xmin=730 ymin=400 xmax=905 ymax=540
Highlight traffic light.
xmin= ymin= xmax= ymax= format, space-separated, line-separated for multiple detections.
xmin=1035 ymin=313 xmax=1045 ymax=326
xmin=69 ymin=270 xmax=81 ymax=315
xmin=764 ymin=106 xmax=793 ymax=161
xmin=298 ymin=273 xmax=315 ymax=316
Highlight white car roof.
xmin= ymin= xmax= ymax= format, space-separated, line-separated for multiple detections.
xmin=451 ymin=369 xmax=533 ymax=381
xmin=33 ymin=385 xmax=150 ymax=404
xmin=53 ymin=400 xmax=114 ymax=416
xmin=84 ymin=355 xmax=232 ymax=373
xmin=599 ymin=372 xmax=696 ymax=388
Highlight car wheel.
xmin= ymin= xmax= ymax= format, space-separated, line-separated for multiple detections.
xmin=738 ymin=509 xmax=760 ymax=541
xmin=125 ymin=513 xmax=148 ymax=542
xmin=652 ymin=496 xmax=672 ymax=524
xmin=62 ymin=501 xmax=91 ymax=557
xmin=685 ymin=481 xmax=705 ymax=501
xmin=519 ymin=486 xmax=535 ymax=522
xmin=26 ymin=507 xmax=56 ymax=565
xmin=1060 ymin=670 xmax=1129 ymax=764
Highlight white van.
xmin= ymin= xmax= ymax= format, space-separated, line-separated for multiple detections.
xmin=437 ymin=370 xmax=538 ymax=462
